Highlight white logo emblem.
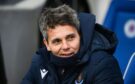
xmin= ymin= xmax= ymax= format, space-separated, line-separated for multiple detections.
xmin=75 ymin=80 xmax=84 ymax=84
xmin=124 ymin=19 xmax=135 ymax=38
xmin=40 ymin=69 xmax=48 ymax=79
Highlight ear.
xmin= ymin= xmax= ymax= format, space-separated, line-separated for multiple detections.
xmin=43 ymin=38 xmax=51 ymax=51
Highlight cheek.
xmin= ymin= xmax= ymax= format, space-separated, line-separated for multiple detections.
xmin=71 ymin=39 xmax=80 ymax=50
xmin=50 ymin=45 xmax=61 ymax=53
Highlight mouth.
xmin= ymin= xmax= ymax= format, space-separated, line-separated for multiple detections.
xmin=60 ymin=53 xmax=74 ymax=57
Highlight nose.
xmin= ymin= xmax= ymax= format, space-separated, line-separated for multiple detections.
xmin=61 ymin=41 xmax=70 ymax=50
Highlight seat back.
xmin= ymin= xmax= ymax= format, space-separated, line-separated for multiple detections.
xmin=103 ymin=0 xmax=135 ymax=83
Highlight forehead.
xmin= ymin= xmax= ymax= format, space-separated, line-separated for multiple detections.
xmin=47 ymin=25 xmax=79 ymax=40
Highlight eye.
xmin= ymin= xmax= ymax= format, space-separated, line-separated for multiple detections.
xmin=52 ymin=39 xmax=61 ymax=45
xmin=67 ymin=34 xmax=75 ymax=41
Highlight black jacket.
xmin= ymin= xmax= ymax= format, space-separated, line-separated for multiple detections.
xmin=21 ymin=13 xmax=123 ymax=84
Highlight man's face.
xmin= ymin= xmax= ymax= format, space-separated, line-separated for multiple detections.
xmin=44 ymin=25 xmax=80 ymax=58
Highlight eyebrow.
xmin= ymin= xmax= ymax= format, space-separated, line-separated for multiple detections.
xmin=66 ymin=33 xmax=76 ymax=38
xmin=51 ymin=33 xmax=76 ymax=42
xmin=52 ymin=38 xmax=61 ymax=43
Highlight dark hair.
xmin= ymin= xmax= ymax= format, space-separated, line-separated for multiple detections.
xmin=39 ymin=4 xmax=80 ymax=39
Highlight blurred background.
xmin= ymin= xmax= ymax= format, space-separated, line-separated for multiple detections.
xmin=0 ymin=0 xmax=135 ymax=84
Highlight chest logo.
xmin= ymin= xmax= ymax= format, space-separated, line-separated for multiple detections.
xmin=75 ymin=72 xmax=84 ymax=84
xmin=40 ymin=69 xmax=48 ymax=79
xmin=75 ymin=80 xmax=84 ymax=84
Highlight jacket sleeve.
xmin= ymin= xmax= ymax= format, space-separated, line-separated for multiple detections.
xmin=93 ymin=53 xmax=124 ymax=84
xmin=21 ymin=54 xmax=39 ymax=84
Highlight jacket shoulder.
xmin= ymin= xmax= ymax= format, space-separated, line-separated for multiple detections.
xmin=21 ymin=48 xmax=49 ymax=84
xmin=86 ymin=50 xmax=123 ymax=84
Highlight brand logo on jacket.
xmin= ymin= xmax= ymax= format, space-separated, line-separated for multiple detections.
xmin=75 ymin=72 xmax=84 ymax=84
xmin=75 ymin=80 xmax=84 ymax=84
xmin=40 ymin=69 xmax=48 ymax=79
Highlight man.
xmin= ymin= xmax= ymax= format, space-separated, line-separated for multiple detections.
xmin=21 ymin=5 xmax=123 ymax=84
